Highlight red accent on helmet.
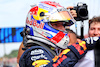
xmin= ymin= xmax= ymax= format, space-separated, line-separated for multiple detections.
xmin=29 ymin=6 xmax=38 ymax=15
xmin=41 ymin=1 xmax=62 ymax=8
xmin=50 ymin=31 xmax=65 ymax=44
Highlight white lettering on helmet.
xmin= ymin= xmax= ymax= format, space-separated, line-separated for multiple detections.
xmin=57 ymin=8 xmax=67 ymax=12
xmin=38 ymin=3 xmax=54 ymax=12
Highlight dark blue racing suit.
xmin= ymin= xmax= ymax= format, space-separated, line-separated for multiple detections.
xmin=19 ymin=40 xmax=87 ymax=67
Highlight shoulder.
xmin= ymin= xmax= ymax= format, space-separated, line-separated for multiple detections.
xmin=20 ymin=46 xmax=54 ymax=59
xmin=19 ymin=46 xmax=54 ymax=67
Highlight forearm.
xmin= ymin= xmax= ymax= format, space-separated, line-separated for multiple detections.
xmin=47 ymin=41 xmax=87 ymax=67
xmin=46 ymin=49 xmax=78 ymax=67
xmin=17 ymin=42 xmax=24 ymax=63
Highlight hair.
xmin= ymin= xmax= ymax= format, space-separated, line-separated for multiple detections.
xmin=66 ymin=29 xmax=76 ymax=35
xmin=66 ymin=29 xmax=81 ymax=39
xmin=89 ymin=16 xmax=100 ymax=28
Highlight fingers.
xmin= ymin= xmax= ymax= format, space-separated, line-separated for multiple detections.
xmin=70 ymin=10 xmax=77 ymax=17
xmin=67 ymin=6 xmax=74 ymax=9
xmin=67 ymin=6 xmax=77 ymax=17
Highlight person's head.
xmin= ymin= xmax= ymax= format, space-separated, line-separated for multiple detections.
xmin=23 ymin=1 xmax=76 ymax=49
xmin=88 ymin=16 xmax=100 ymax=37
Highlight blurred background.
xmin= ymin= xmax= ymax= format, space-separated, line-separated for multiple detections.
xmin=0 ymin=0 xmax=100 ymax=67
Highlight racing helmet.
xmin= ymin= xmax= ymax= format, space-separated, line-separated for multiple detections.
xmin=24 ymin=1 xmax=76 ymax=49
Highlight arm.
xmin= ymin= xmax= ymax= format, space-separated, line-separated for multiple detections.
xmin=74 ymin=37 xmax=100 ymax=67
xmin=17 ymin=42 xmax=25 ymax=63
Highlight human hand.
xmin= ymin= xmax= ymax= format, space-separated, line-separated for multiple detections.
xmin=84 ymin=37 xmax=100 ymax=50
xmin=67 ymin=6 xmax=77 ymax=17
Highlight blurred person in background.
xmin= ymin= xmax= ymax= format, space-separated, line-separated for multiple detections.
xmin=74 ymin=16 xmax=100 ymax=67
xmin=88 ymin=16 xmax=100 ymax=37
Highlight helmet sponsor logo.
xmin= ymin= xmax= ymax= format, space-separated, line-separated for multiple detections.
xmin=26 ymin=17 xmax=44 ymax=29
xmin=29 ymin=6 xmax=38 ymax=15
xmin=51 ymin=39 xmax=57 ymax=44
xmin=47 ymin=34 xmax=53 ymax=39
xmin=44 ymin=32 xmax=53 ymax=39
xmin=26 ymin=17 xmax=32 ymax=25
xmin=57 ymin=8 xmax=67 ymax=12
xmin=33 ymin=20 xmax=44 ymax=29
xmin=39 ymin=3 xmax=53 ymax=12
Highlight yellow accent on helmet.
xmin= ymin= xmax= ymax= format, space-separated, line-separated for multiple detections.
xmin=33 ymin=8 xmax=48 ymax=20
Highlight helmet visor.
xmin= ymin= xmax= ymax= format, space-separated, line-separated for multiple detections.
xmin=49 ymin=11 xmax=76 ymax=26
